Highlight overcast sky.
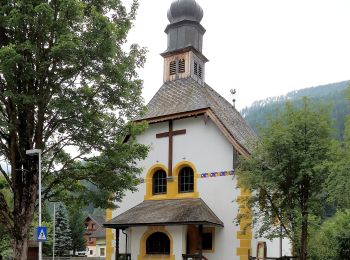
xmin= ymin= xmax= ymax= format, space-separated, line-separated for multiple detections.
xmin=123 ymin=0 xmax=350 ymax=110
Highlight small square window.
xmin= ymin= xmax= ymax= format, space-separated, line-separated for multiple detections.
xmin=90 ymin=250 xmax=94 ymax=255
xmin=202 ymin=232 xmax=213 ymax=250
xmin=100 ymin=248 xmax=105 ymax=256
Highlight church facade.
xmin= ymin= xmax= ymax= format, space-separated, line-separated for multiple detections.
xmin=104 ymin=0 xmax=283 ymax=259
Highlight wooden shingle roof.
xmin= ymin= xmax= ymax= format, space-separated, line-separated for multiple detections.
xmin=90 ymin=227 xmax=106 ymax=238
xmin=136 ymin=78 xmax=257 ymax=154
xmin=103 ymin=198 xmax=224 ymax=228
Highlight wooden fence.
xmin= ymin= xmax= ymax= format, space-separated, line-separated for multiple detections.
xmin=249 ymin=257 xmax=304 ymax=260
xmin=42 ymin=257 xmax=105 ymax=260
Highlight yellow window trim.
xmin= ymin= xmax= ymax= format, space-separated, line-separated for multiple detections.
xmin=144 ymin=161 xmax=199 ymax=200
xmin=202 ymin=227 xmax=216 ymax=253
xmin=138 ymin=226 xmax=175 ymax=260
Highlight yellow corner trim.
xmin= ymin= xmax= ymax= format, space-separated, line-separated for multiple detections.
xmin=237 ymin=247 xmax=251 ymax=256
xmin=237 ymin=184 xmax=253 ymax=259
xmin=106 ymin=208 xmax=113 ymax=260
xmin=240 ymin=255 xmax=250 ymax=260
xmin=240 ymin=239 xmax=251 ymax=248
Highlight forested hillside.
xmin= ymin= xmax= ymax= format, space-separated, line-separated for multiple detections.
xmin=241 ymin=81 xmax=350 ymax=139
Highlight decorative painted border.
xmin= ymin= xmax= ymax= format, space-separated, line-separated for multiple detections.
xmin=139 ymin=169 xmax=235 ymax=183
xmin=200 ymin=170 xmax=235 ymax=178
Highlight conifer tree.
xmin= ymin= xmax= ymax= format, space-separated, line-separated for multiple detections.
xmin=68 ymin=208 xmax=86 ymax=255
xmin=55 ymin=204 xmax=72 ymax=256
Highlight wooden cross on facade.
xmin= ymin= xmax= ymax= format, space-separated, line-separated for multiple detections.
xmin=156 ymin=120 xmax=186 ymax=177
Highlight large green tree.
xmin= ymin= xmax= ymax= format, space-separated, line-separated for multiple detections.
xmin=0 ymin=0 xmax=148 ymax=259
xmin=237 ymin=98 xmax=333 ymax=260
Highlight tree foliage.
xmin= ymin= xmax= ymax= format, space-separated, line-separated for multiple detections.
xmin=325 ymin=117 xmax=350 ymax=210
xmin=68 ymin=207 xmax=86 ymax=255
xmin=237 ymin=98 xmax=333 ymax=259
xmin=0 ymin=223 xmax=12 ymax=259
xmin=242 ymin=81 xmax=350 ymax=140
xmin=55 ymin=204 xmax=72 ymax=256
xmin=309 ymin=210 xmax=350 ymax=260
xmin=0 ymin=0 xmax=148 ymax=258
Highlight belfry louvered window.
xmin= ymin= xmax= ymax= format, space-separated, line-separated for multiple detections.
xmin=178 ymin=59 xmax=185 ymax=73
xmin=198 ymin=65 xmax=202 ymax=79
xmin=194 ymin=61 xmax=198 ymax=76
xmin=169 ymin=61 xmax=176 ymax=75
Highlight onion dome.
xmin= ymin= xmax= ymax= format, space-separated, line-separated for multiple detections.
xmin=167 ymin=0 xmax=204 ymax=24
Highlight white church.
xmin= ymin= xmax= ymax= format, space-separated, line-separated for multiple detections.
xmin=104 ymin=0 xmax=285 ymax=259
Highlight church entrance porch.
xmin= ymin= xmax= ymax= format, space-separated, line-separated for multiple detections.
xmin=104 ymin=198 xmax=223 ymax=260
xmin=117 ymin=224 xmax=215 ymax=260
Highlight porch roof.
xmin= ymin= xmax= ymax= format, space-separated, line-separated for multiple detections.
xmin=103 ymin=198 xmax=224 ymax=228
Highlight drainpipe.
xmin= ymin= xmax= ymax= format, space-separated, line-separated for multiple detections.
xmin=115 ymin=228 xmax=119 ymax=260
xmin=122 ymin=229 xmax=128 ymax=255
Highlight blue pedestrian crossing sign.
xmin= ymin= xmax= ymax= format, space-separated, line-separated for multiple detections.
xmin=36 ymin=227 xmax=48 ymax=242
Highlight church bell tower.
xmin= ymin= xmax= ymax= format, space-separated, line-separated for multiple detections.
xmin=162 ymin=0 xmax=208 ymax=85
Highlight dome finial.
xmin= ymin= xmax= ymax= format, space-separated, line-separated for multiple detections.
xmin=167 ymin=0 xmax=204 ymax=24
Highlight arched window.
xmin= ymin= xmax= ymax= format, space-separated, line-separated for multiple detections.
xmin=146 ymin=232 xmax=170 ymax=255
xmin=178 ymin=167 xmax=194 ymax=193
xmin=153 ymin=170 xmax=167 ymax=195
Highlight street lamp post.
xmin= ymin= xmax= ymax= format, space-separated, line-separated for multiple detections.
xmin=53 ymin=203 xmax=55 ymax=260
xmin=26 ymin=149 xmax=42 ymax=260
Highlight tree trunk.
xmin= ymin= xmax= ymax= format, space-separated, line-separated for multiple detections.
xmin=12 ymin=159 xmax=39 ymax=260
xmin=300 ymin=212 xmax=308 ymax=260
xmin=13 ymin=236 xmax=28 ymax=260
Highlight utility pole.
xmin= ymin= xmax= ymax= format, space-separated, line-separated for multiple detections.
xmin=280 ymin=223 xmax=283 ymax=257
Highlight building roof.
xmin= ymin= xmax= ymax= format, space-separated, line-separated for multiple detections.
xmin=167 ymin=0 xmax=204 ymax=24
xmin=136 ymin=78 xmax=257 ymax=154
xmin=104 ymin=198 xmax=224 ymax=228
xmin=90 ymin=226 xmax=106 ymax=239
xmin=86 ymin=215 xmax=105 ymax=227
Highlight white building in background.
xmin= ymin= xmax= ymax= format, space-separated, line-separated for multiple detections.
xmin=104 ymin=0 xmax=286 ymax=259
